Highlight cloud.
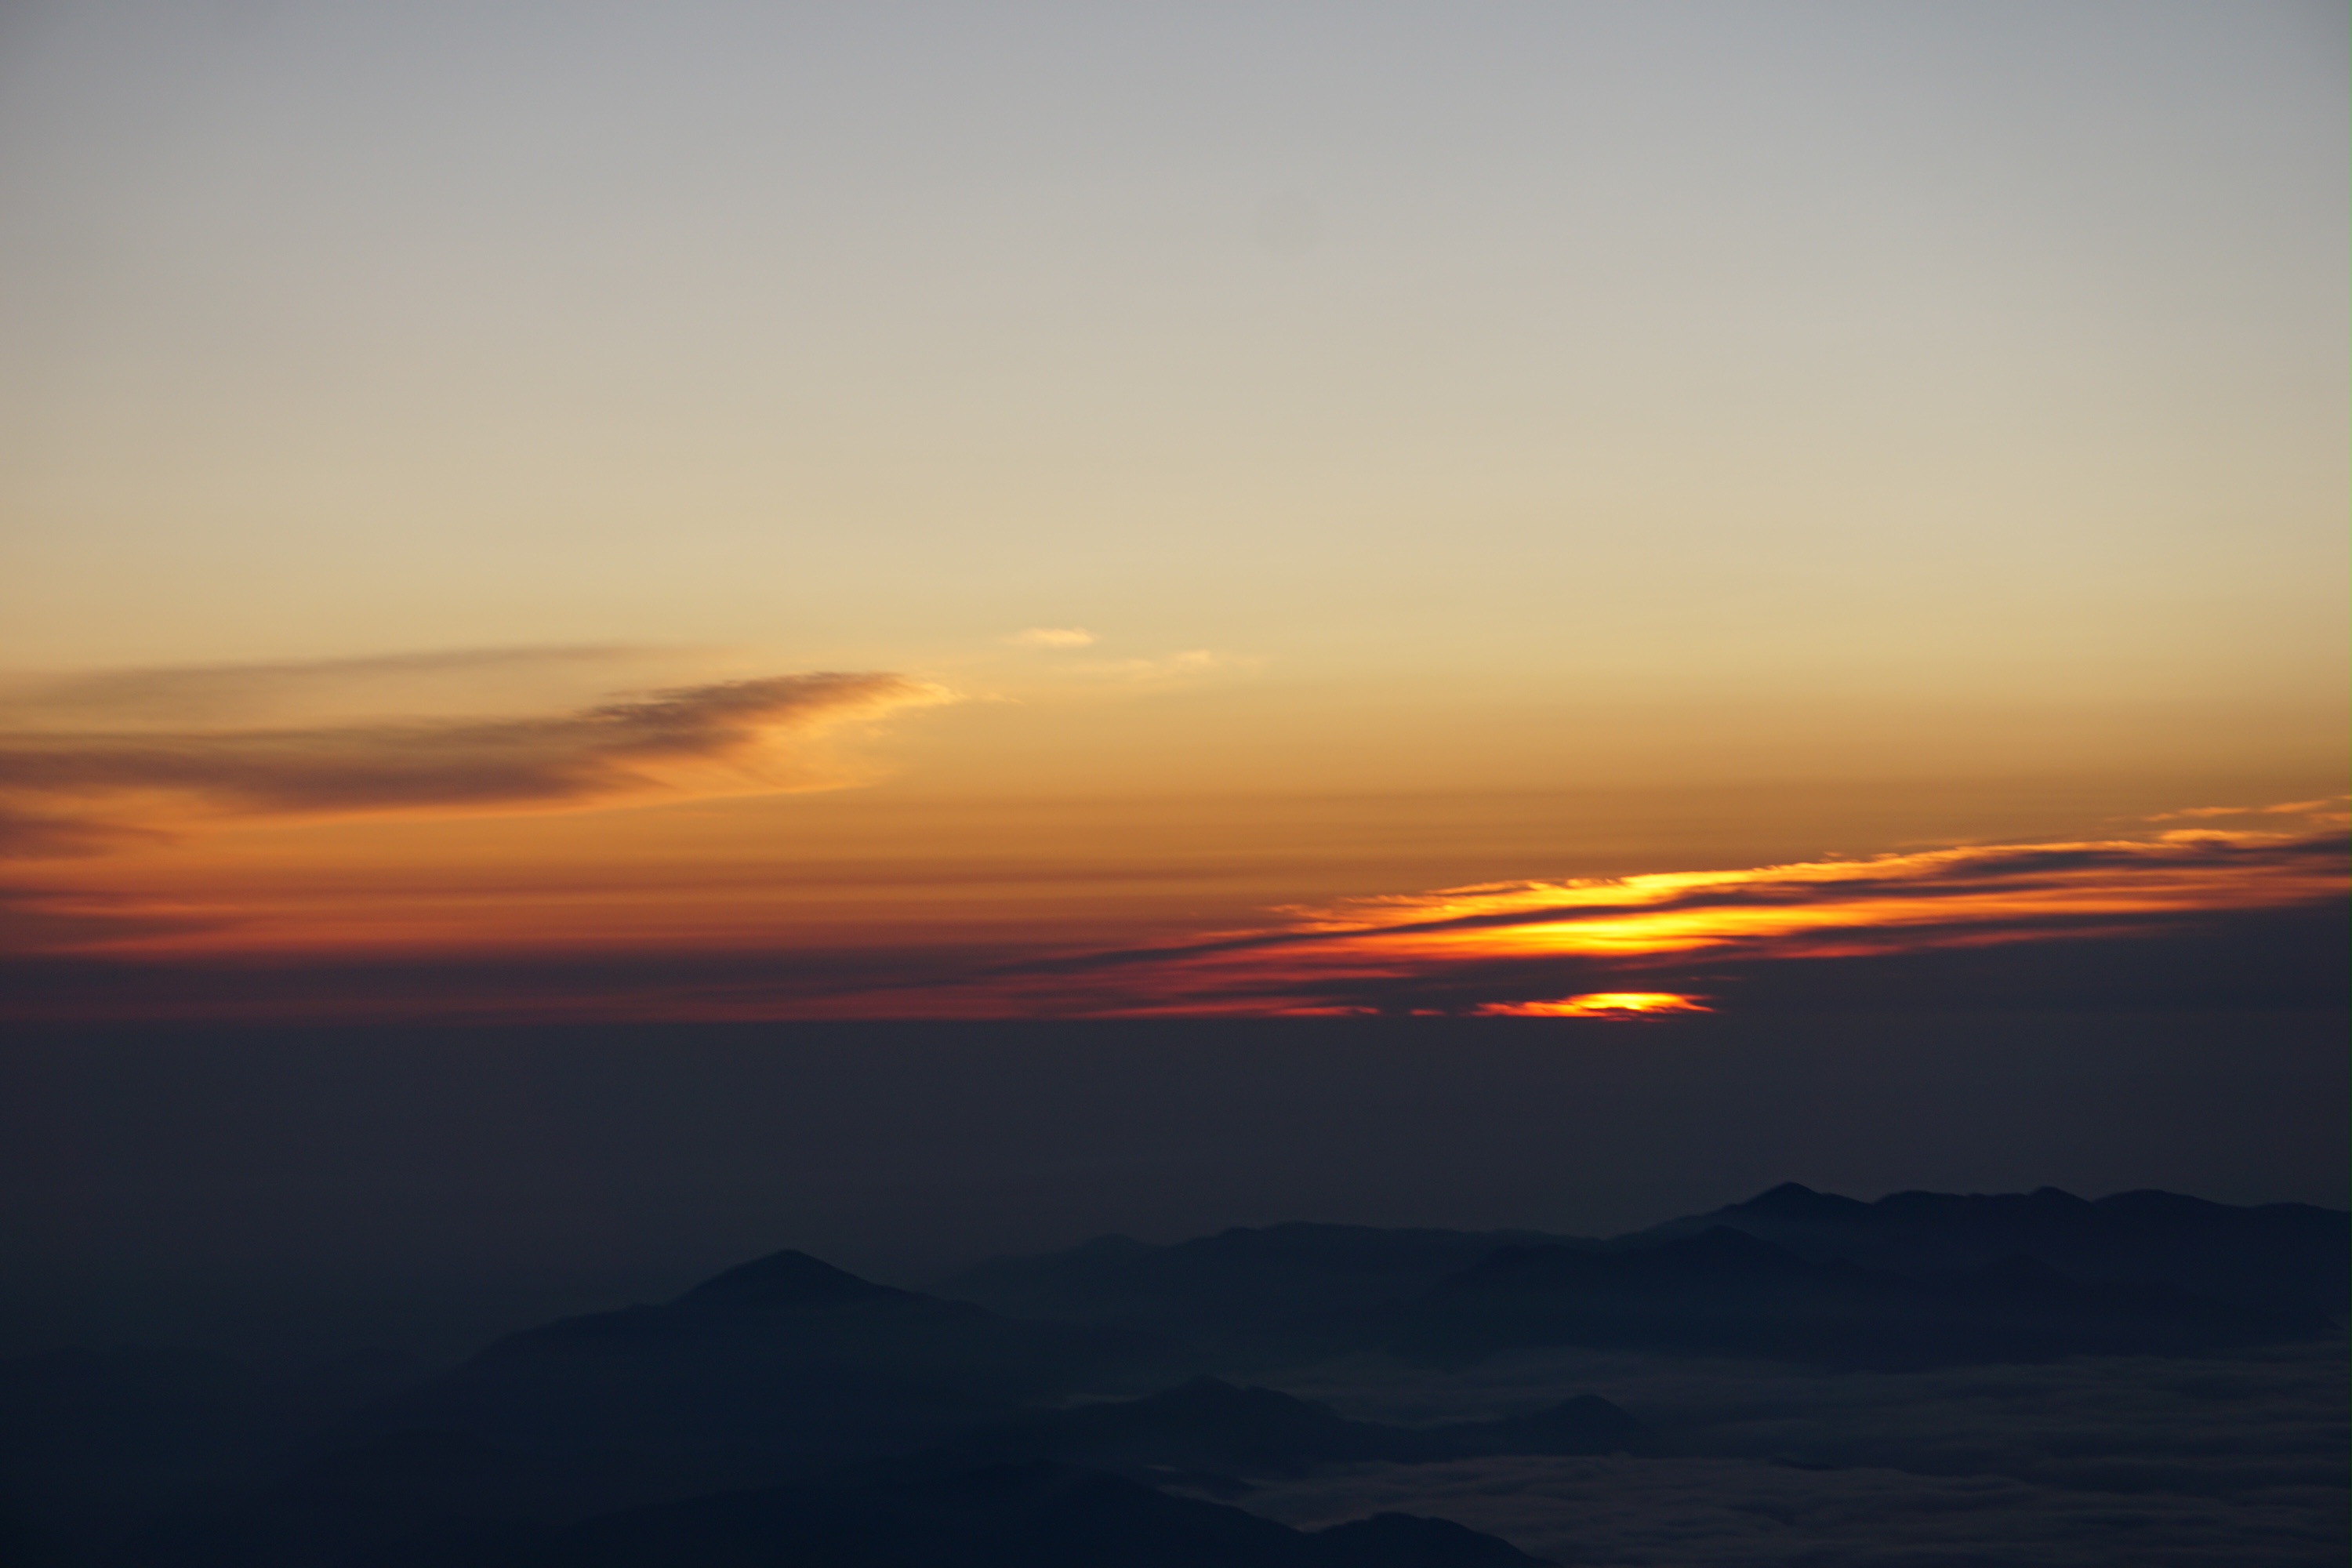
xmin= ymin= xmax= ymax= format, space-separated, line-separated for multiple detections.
xmin=0 ymin=668 xmax=954 ymax=851
xmin=0 ymin=882 xmax=228 ymax=949
xmin=988 ymin=639 xmax=1258 ymax=687
xmin=1243 ymin=1342 xmax=2350 ymax=1565
xmin=0 ymin=804 xmax=169 ymax=861
xmin=924 ymin=826 xmax=2350 ymax=1017
xmin=1235 ymin=1450 xmax=2347 ymax=1566
xmin=0 ymin=645 xmax=687 ymax=729
xmin=1087 ymin=649 xmax=1258 ymax=683
xmin=4 ymin=791 xmax=2341 ymax=1019
xmin=2146 ymin=799 xmax=2350 ymax=824
xmin=0 ymin=941 xmax=1018 ymax=1022
xmin=1472 ymin=993 xmax=1711 ymax=1018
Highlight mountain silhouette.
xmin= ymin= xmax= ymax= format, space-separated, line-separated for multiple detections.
xmin=938 ymin=1188 xmax=2347 ymax=1367
xmin=905 ymin=1376 xmax=1650 ymax=1494
xmin=935 ymin=1223 xmax=1578 ymax=1356
xmin=526 ymin=1459 xmax=1546 ymax=1567
xmin=1392 ymin=1226 xmax=2331 ymax=1369
xmin=673 ymin=1249 xmax=924 ymax=1309
xmin=1609 ymin=1183 xmax=2350 ymax=1317
xmin=24 ymin=1185 xmax=2345 ymax=1566
xmin=111 ymin=1377 xmax=1624 ymax=1566
xmin=114 ymin=1427 xmax=619 ymax=1568
xmin=0 ymin=1344 xmax=423 ymax=1563
xmin=358 ymin=1250 xmax=1186 ymax=1473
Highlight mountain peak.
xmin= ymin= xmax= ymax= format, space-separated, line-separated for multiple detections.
xmin=2092 ymin=1189 xmax=2217 ymax=1218
xmin=2027 ymin=1187 xmax=2091 ymax=1207
xmin=1735 ymin=1182 xmax=1869 ymax=1218
xmin=674 ymin=1250 xmax=914 ymax=1310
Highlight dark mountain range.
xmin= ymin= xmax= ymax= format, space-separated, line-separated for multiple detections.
xmin=93 ymin=1280 xmax=1624 ymax=1566
xmin=1610 ymin=1182 xmax=2350 ymax=1317
xmin=1392 ymin=1227 xmax=2332 ymax=1370
xmin=526 ymin=1459 xmax=1544 ymax=1567
xmin=0 ymin=1346 xmax=274 ymax=1533
xmin=114 ymin=1443 xmax=1548 ymax=1568
xmin=934 ymin=1223 xmax=1577 ymax=1357
xmin=905 ymin=1376 xmax=1650 ymax=1494
xmin=2 ymin=1512 xmax=82 ymax=1568
xmin=356 ymin=1250 xmax=1185 ymax=1474
xmin=935 ymin=1189 xmax=2347 ymax=1363
xmin=18 ymin=1185 xmax=2343 ymax=1566
xmin=0 ymin=1344 xmax=424 ymax=1558
xmin=88 ymin=1254 xmax=1189 ymax=1566
xmin=113 ymin=1428 xmax=617 ymax=1568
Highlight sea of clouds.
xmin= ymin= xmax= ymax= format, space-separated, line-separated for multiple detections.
xmin=1232 ymin=1340 xmax=2347 ymax=1566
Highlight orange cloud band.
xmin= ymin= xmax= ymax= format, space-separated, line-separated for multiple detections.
xmin=902 ymin=825 xmax=2349 ymax=1018
xmin=1 ymin=814 xmax=2341 ymax=1024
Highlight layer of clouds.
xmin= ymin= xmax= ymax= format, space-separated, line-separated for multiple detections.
xmin=1270 ymin=1341 xmax=2350 ymax=1497
xmin=994 ymin=630 xmax=1265 ymax=681
xmin=1240 ymin=1341 xmax=2348 ymax=1565
xmin=958 ymin=829 xmax=2350 ymax=1016
xmin=0 ymin=804 xmax=168 ymax=860
xmin=0 ymin=646 xmax=691 ymax=729
xmin=0 ymin=657 xmax=953 ymax=857
xmin=1094 ymin=648 xmax=1236 ymax=679
xmin=1240 ymin=1453 xmax=2345 ymax=1566
xmin=2146 ymin=801 xmax=2348 ymax=825
xmin=0 ymin=883 xmax=225 ymax=950
xmin=0 ymin=941 xmax=1015 ymax=1018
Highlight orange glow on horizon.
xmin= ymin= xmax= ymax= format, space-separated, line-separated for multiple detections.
xmin=1475 ymin=993 xmax=1713 ymax=1018
xmin=0 ymin=799 xmax=2341 ymax=1023
xmin=865 ymin=818 xmax=2347 ymax=1021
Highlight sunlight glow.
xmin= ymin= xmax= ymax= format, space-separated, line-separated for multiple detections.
xmin=1475 ymin=993 xmax=1713 ymax=1018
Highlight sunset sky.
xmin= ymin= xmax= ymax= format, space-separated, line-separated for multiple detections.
xmin=2 ymin=0 xmax=2344 ymax=1021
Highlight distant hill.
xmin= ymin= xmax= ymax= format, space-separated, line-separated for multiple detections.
xmin=935 ymin=1222 xmax=1579 ymax=1356
xmin=528 ymin=1459 xmax=1546 ymax=1567
xmin=906 ymin=1376 xmax=1651 ymax=1494
xmin=1609 ymin=1183 xmax=2350 ymax=1317
xmin=26 ymin=1185 xmax=2344 ymax=1564
xmin=0 ymin=1344 xmax=423 ymax=1561
xmin=358 ymin=1250 xmax=1187 ymax=1473
xmin=1393 ymin=1226 xmax=2332 ymax=1370
xmin=116 ymin=1442 xmax=1551 ymax=1567
xmin=107 ymin=1256 xmax=1190 ymax=1566
xmin=100 ymin=1275 xmax=1635 ymax=1565
xmin=935 ymin=1189 xmax=2347 ymax=1363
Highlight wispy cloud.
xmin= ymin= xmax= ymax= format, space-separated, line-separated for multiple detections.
xmin=0 ymin=664 xmax=954 ymax=856
xmin=2145 ymin=798 xmax=2349 ymax=824
xmin=0 ymin=645 xmax=689 ymax=729
xmin=0 ymin=804 xmax=169 ymax=860
xmin=1085 ymin=648 xmax=1258 ymax=684
xmin=926 ymin=825 xmax=2350 ymax=1017
xmin=983 ymin=635 xmax=1258 ymax=688
xmin=1472 ymin=993 xmax=1712 ymax=1018
xmin=2 ymin=809 xmax=2340 ymax=1022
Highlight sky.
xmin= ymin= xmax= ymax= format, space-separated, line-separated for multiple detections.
xmin=1 ymin=0 xmax=2345 ymax=1022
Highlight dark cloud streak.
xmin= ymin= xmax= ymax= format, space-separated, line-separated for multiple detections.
xmin=0 ymin=645 xmax=662 ymax=728
xmin=0 ymin=670 xmax=947 ymax=851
